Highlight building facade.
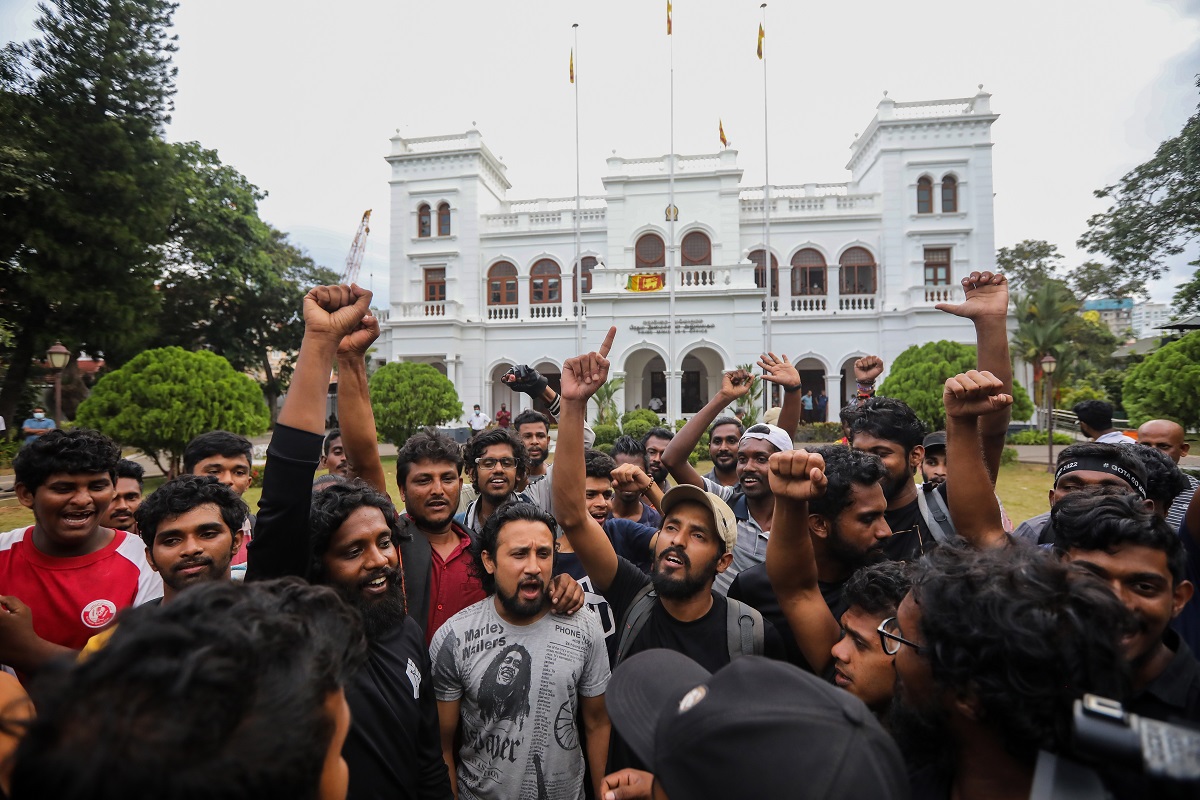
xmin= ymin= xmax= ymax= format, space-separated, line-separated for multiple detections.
xmin=381 ymin=89 xmax=1001 ymax=423
xmin=1130 ymin=301 xmax=1173 ymax=339
xmin=1083 ymin=297 xmax=1135 ymax=339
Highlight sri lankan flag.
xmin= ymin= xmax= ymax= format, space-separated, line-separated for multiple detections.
xmin=628 ymin=273 xmax=666 ymax=292
xmin=719 ymin=119 xmax=728 ymax=148
xmin=570 ymin=49 xmax=574 ymax=83
xmin=667 ymin=0 xmax=672 ymax=34
xmin=757 ymin=24 xmax=764 ymax=59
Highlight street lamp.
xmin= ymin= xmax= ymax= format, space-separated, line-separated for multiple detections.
xmin=46 ymin=341 xmax=70 ymax=427
xmin=1040 ymin=354 xmax=1057 ymax=473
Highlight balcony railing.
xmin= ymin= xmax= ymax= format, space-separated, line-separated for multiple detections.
xmin=397 ymin=300 xmax=465 ymax=319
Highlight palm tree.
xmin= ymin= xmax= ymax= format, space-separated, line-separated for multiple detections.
xmin=1010 ymin=279 xmax=1080 ymax=399
xmin=591 ymin=376 xmax=624 ymax=427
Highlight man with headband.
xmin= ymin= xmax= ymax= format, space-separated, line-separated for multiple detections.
xmin=1012 ymin=442 xmax=1149 ymax=545
xmin=660 ymin=364 xmax=803 ymax=595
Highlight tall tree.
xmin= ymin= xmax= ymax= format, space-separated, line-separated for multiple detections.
xmin=152 ymin=142 xmax=338 ymax=420
xmin=0 ymin=0 xmax=180 ymax=425
xmin=1078 ymin=77 xmax=1200 ymax=312
xmin=995 ymin=240 xmax=1064 ymax=295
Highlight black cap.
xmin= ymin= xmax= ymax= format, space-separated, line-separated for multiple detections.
xmin=606 ymin=651 xmax=908 ymax=799
xmin=923 ymin=431 xmax=947 ymax=452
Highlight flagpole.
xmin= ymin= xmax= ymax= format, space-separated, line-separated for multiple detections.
xmin=667 ymin=4 xmax=677 ymax=425
xmin=573 ymin=23 xmax=583 ymax=356
xmin=760 ymin=2 xmax=772 ymax=413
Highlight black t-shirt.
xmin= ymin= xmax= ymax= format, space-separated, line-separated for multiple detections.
xmin=883 ymin=483 xmax=944 ymax=562
xmin=726 ymin=562 xmax=847 ymax=671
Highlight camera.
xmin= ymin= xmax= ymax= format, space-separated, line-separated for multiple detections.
xmin=1072 ymin=694 xmax=1200 ymax=782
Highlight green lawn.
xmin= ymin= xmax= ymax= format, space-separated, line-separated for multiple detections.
xmin=0 ymin=455 xmax=1053 ymax=533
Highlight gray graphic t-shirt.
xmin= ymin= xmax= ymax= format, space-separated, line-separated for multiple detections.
xmin=431 ymin=598 xmax=610 ymax=800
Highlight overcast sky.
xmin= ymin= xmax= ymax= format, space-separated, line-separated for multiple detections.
xmin=3 ymin=0 xmax=1198 ymax=305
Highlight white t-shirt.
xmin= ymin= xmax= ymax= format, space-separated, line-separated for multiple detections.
xmin=469 ymin=412 xmax=491 ymax=431
xmin=431 ymin=598 xmax=609 ymax=800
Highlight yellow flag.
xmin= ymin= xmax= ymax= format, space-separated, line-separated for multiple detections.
xmin=628 ymin=273 xmax=665 ymax=292
xmin=757 ymin=24 xmax=764 ymax=58
xmin=719 ymin=119 xmax=728 ymax=148
xmin=667 ymin=0 xmax=672 ymax=34
xmin=569 ymin=49 xmax=574 ymax=84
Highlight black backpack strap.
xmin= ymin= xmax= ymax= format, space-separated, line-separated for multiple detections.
xmin=614 ymin=583 xmax=657 ymax=666
xmin=724 ymin=597 xmax=765 ymax=660
xmin=916 ymin=485 xmax=956 ymax=544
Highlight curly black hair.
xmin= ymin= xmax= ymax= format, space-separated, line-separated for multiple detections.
xmin=842 ymin=561 xmax=912 ymax=617
xmin=912 ymin=543 xmax=1131 ymax=764
xmin=13 ymin=428 xmax=121 ymax=492
xmin=394 ymin=428 xmax=464 ymax=486
xmin=708 ymin=416 xmax=744 ymax=437
xmin=463 ymin=428 xmax=528 ymax=482
xmin=11 ymin=578 xmax=366 ymax=800
xmin=135 ymin=475 xmax=249 ymax=549
xmin=469 ymin=502 xmax=558 ymax=596
xmin=1051 ymin=488 xmax=1187 ymax=585
xmin=512 ymin=410 xmax=550 ymax=432
xmin=308 ymin=480 xmax=403 ymax=581
xmin=1126 ymin=445 xmax=1191 ymax=513
xmin=115 ymin=459 xmax=145 ymax=488
xmin=611 ymin=435 xmax=645 ymax=460
xmin=808 ymin=445 xmax=887 ymax=520
xmin=848 ymin=397 xmax=926 ymax=452
xmin=1072 ymin=399 xmax=1114 ymax=431
xmin=584 ymin=449 xmax=617 ymax=480
xmin=642 ymin=427 xmax=675 ymax=445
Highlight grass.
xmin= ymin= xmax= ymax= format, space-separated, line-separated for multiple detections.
xmin=0 ymin=453 xmax=1054 ymax=533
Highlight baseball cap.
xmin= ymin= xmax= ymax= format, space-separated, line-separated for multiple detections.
xmin=659 ymin=485 xmax=738 ymax=554
xmin=740 ymin=423 xmax=793 ymax=454
xmin=923 ymin=431 xmax=946 ymax=452
xmin=607 ymin=651 xmax=908 ymax=800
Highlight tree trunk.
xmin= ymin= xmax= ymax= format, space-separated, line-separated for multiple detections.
xmin=260 ymin=349 xmax=280 ymax=428
xmin=0 ymin=322 xmax=38 ymax=430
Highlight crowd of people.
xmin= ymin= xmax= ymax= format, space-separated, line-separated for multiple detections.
xmin=0 ymin=273 xmax=1196 ymax=799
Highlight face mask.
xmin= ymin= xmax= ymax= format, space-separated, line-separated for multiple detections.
xmin=33 ymin=413 xmax=44 ymax=420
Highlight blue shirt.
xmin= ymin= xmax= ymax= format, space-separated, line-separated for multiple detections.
xmin=21 ymin=417 xmax=55 ymax=445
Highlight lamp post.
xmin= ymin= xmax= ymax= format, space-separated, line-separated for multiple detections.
xmin=1040 ymin=354 xmax=1057 ymax=473
xmin=46 ymin=341 xmax=70 ymax=428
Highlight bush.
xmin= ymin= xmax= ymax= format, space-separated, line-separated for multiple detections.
xmin=1058 ymin=382 xmax=1107 ymax=410
xmin=1006 ymin=430 xmax=1072 ymax=445
xmin=369 ymin=362 xmax=462 ymax=445
xmin=622 ymin=418 xmax=656 ymax=443
xmin=794 ymin=422 xmax=842 ymax=443
xmin=1122 ymin=331 xmax=1200 ymax=430
xmin=1000 ymin=446 xmax=1019 ymax=466
xmin=592 ymin=424 xmax=620 ymax=446
xmin=0 ymin=438 xmax=19 ymax=469
xmin=621 ymin=408 xmax=661 ymax=430
xmin=594 ymin=443 xmax=614 ymax=455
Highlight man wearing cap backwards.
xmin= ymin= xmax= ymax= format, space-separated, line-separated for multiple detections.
xmin=600 ymin=651 xmax=907 ymax=800
xmin=1011 ymin=442 xmax=1149 ymax=544
xmin=661 ymin=358 xmax=803 ymax=594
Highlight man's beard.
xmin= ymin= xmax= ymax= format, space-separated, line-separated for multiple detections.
xmin=528 ymin=450 xmax=547 ymax=469
xmin=651 ymin=546 xmax=718 ymax=600
xmin=334 ymin=567 xmax=407 ymax=640
xmin=497 ymin=577 xmax=548 ymax=619
xmin=880 ymin=466 xmax=913 ymax=502
xmin=648 ymin=462 xmax=668 ymax=485
xmin=889 ymin=681 xmax=953 ymax=770
xmin=825 ymin=521 xmax=886 ymax=570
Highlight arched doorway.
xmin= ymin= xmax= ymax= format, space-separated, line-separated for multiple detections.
xmin=531 ymin=360 xmax=561 ymax=419
xmin=622 ymin=348 xmax=667 ymax=414
xmin=489 ymin=363 xmax=519 ymax=422
xmin=680 ymin=346 xmax=724 ymax=414
xmin=792 ymin=357 xmax=827 ymax=423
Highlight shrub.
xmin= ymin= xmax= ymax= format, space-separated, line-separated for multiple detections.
xmin=592 ymin=424 xmax=620 ymax=446
xmin=621 ymin=408 xmax=661 ymax=430
xmin=1000 ymin=446 xmax=1019 ymax=466
xmin=1006 ymin=430 xmax=1072 ymax=445
xmin=594 ymin=443 xmax=614 ymax=455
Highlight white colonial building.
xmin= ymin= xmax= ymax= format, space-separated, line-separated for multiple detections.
xmin=381 ymin=89 xmax=1000 ymax=423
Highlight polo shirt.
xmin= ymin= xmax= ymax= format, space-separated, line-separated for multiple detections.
xmin=0 ymin=527 xmax=162 ymax=654
xmin=1128 ymin=629 xmax=1200 ymax=726
xmin=1166 ymin=474 xmax=1198 ymax=535
xmin=425 ymin=525 xmax=484 ymax=644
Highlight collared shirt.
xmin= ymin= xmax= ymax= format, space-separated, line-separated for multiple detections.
xmin=1166 ymin=474 xmax=1199 ymax=535
xmin=703 ymin=478 xmax=767 ymax=595
xmin=425 ymin=521 xmax=484 ymax=644
xmin=702 ymin=468 xmax=743 ymax=499
xmin=1129 ymin=628 xmax=1200 ymax=725
xmin=1095 ymin=430 xmax=1135 ymax=445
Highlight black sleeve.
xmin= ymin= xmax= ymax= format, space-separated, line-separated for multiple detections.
xmin=762 ymin=618 xmax=786 ymax=662
xmin=245 ymin=424 xmax=321 ymax=583
xmin=726 ymin=571 xmax=746 ymax=602
xmin=414 ymin=624 xmax=454 ymax=798
xmin=604 ymin=557 xmax=653 ymax=626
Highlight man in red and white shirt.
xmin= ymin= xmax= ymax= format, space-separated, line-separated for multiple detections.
xmin=0 ymin=429 xmax=161 ymax=678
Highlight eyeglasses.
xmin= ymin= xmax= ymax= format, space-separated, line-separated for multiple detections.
xmin=876 ymin=616 xmax=924 ymax=655
xmin=475 ymin=457 xmax=517 ymax=470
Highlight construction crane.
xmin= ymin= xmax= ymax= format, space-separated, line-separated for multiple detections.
xmin=341 ymin=210 xmax=371 ymax=285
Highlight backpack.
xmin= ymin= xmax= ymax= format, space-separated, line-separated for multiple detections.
xmin=613 ymin=583 xmax=765 ymax=666
xmin=915 ymin=484 xmax=957 ymax=544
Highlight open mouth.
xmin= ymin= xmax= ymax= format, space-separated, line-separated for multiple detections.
xmin=658 ymin=548 xmax=688 ymax=571
xmin=518 ymin=580 xmax=542 ymax=601
xmin=833 ymin=669 xmax=851 ymax=687
xmin=362 ymin=572 xmax=391 ymax=595
xmin=61 ymin=511 xmax=94 ymax=529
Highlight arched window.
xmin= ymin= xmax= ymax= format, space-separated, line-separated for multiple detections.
xmin=916 ymin=177 xmax=932 ymax=214
xmin=681 ymin=231 xmax=712 ymax=266
xmin=749 ymin=250 xmax=779 ymax=297
xmin=417 ymin=204 xmax=431 ymax=237
xmin=839 ymin=247 xmax=877 ymax=295
xmin=574 ymin=256 xmax=597 ymax=299
xmin=635 ymin=233 xmax=666 ymax=269
xmin=487 ymin=262 xmax=517 ymax=305
xmin=791 ymin=248 xmax=826 ymax=296
xmin=437 ymin=202 xmax=451 ymax=236
xmin=941 ymin=175 xmax=958 ymax=213
xmin=530 ymin=259 xmax=561 ymax=304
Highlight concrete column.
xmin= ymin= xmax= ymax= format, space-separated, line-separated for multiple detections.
xmin=826 ymin=263 xmax=841 ymax=312
xmin=666 ymin=369 xmax=682 ymax=425
xmin=780 ymin=265 xmax=793 ymax=313
xmin=518 ymin=275 xmax=531 ymax=320
xmin=610 ymin=370 xmax=626 ymax=425
xmin=824 ymin=371 xmax=843 ymax=422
